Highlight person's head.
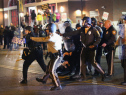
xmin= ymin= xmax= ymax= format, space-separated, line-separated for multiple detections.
xmin=25 ymin=26 xmax=32 ymax=34
xmin=32 ymin=10 xmax=35 ymax=13
xmin=82 ymin=17 xmax=91 ymax=28
xmin=1 ymin=25 xmax=3 ymax=28
xmin=10 ymin=23 xmax=13 ymax=26
xmin=34 ymin=22 xmax=37 ymax=25
xmin=5 ymin=26 xmax=9 ymax=30
xmin=39 ymin=21 xmax=42 ymax=25
xmin=91 ymin=17 xmax=97 ymax=26
xmin=124 ymin=17 xmax=126 ymax=24
xmin=99 ymin=22 xmax=104 ymax=27
xmin=76 ymin=23 xmax=81 ymax=30
xmin=46 ymin=23 xmax=56 ymax=35
xmin=104 ymin=20 xmax=112 ymax=30
xmin=26 ymin=12 xmax=29 ymax=15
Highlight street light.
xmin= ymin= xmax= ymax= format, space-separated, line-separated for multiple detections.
xmin=60 ymin=6 xmax=64 ymax=12
xmin=4 ymin=14 xmax=8 ymax=19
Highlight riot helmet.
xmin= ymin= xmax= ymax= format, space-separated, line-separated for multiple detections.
xmin=63 ymin=21 xmax=71 ymax=27
xmin=46 ymin=23 xmax=56 ymax=33
xmin=82 ymin=17 xmax=91 ymax=28
xmin=82 ymin=17 xmax=91 ymax=25
xmin=91 ymin=17 xmax=97 ymax=26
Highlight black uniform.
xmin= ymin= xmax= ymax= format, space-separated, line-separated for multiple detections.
xmin=94 ymin=26 xmax=103 ymax=75
xmin=100 ymin=25 xmax=117 ymax=76
xmin=22 ymin=32 xmax=46 ymax=80
xmin=63 ymin=26 xmax=105 ymax=80
xmin=0 ymin=27 xmax=4 ymax=45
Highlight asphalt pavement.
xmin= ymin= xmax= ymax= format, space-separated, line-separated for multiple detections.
xmin=0 ymin=47 xmax=126 ymax=95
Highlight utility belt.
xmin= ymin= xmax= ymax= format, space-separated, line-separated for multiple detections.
xmin=103 ymin=45 xmax=115 ymax=55
xmin=29 ymin=46 xmax=42 ymax=50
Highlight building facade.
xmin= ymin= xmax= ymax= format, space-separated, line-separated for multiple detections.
xmin=0 ymin=0 xmax=126 ymax=26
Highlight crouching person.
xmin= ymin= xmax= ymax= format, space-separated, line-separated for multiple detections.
xmin=31 ymin=23 xmax=63 ymax=90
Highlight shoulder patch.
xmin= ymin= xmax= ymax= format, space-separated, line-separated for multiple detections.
xmin=112 ymin=31 xmax=116 ymax=35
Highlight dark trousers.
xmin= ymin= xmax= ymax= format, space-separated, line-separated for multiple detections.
xmin=23 ymin=49 xmax=46 ymax=80
xmin=0 ymin=35 xmax=3 ymax=45
xmin=94 ymin=47 xmax=102 ymax=74
xmin=3 ymin=37 xmax=9 ymax=49
xmin=106 ymin=49 xmax=114 ymax=75
xmin=121 ymin=59 xmax=126 ymax=82
xmin=81 ymin=48 xmax=104 ymax=79
xmin=71 ymin=51 xmax=81 ymax=75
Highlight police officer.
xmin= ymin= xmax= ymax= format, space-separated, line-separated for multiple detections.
xmin=91 ymin=17 xmax=103 ymax=76
xmin=31 ymin=23 xmax=63 ymax=90
xmin=20 ymin=26 xmax=46 ymax=84
xmin=70 ymin=23 xmax=82 ymax=78
xmin=101 ymin=20 xmax=117 ymax=77
xmin=62 ymin=17 xmax=105 ymax=81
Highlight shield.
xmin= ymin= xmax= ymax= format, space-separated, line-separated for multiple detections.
xmin=63 ymin=38 xmax=75 ymax=52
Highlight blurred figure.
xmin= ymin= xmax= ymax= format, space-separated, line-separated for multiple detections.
xmin=33 ymin=22 xmax=38 ymax=37
xmin=0 ymin=25 xmax=4 ymax=49
xmin=91 ymin=17 xmax=103 ymax=76
xmin=9 ymin=23 xmax=15 ymax=50
xmin=3 ymin=26 xmax=10 ymax=49
xmin=70 ymin=23 xmax=82 ymax=79
xmin=24 ymin=12 xmax=29 ymax=26
xmin=62 ymin=17 xmax=105 ymax=81
xmin=31 ymin=10 xmax=36 ymax=24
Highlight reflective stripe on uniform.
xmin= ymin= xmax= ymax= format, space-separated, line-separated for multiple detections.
xmin=52 ymin=56 xmax=60 ymax=87
xmin=110 ymin=50 xmax=114 ymax=75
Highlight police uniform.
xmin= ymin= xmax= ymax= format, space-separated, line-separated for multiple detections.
xmin=94 ymin=26 xmax=103 ymax=75
xmin=63 ymin=26 xmax=105 ymax=80
xmin=21 ymin=32 xmax=46 ymax=82
xmin=101 ymin=25 xmax=117 ymax=76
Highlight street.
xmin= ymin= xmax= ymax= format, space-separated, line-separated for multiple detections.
xmin=0 ymin=47 xmax=126 ymax=95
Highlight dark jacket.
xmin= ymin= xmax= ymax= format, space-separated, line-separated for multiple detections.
xmin=0 ymin=28 xmax=4 ymax=36
xmin=31 ymin=12 xmax=36 ymax=20
xmin=26 ymin=32 xmax=41 ymax=49
xmin=63 ymin=26 xmax=101 ymax=49
xmin=100 ymin=25 xmax=117 ymax=47
xmin=24 ymin=15 xmax=29 ymax=22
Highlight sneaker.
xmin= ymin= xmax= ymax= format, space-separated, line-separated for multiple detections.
xmin=101 ymin=74 xmax=106 ymax=81
xmin=121 ymin=82 xmax=126 ymax=85
xmin=71 ymin=74 xmax=80 ymax=79
xmin=20 ymin=79 xmax=27 ymax=84
xmin=77 ymin=78 xmax=86 ymax=82
xmin=36 ymin=78 xmax=46 ymax=84
xmin=50 ymin=86 xmax=62 ymax=91
xmin=106 ymin=74 xmax=112 ymax=78
xmin=93 ymin=72 xmax=99 ymax=76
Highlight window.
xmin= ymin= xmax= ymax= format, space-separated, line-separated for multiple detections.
xmin=25 ymin=0 xmax=35 ymax=4
xmin=9 ymin=0 xmax=17 ymax=6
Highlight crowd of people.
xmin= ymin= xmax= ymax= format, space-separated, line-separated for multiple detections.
xmin=1 ymin=15 xmax=126 ymax=91
xmin=0 ymin=23 xmax=20 ymax=50
xmin=18 ymin=16 xmax=118 ymax=91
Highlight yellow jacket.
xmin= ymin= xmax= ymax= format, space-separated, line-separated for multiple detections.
xmin=37 ymin=15 xmax=42 ymax=21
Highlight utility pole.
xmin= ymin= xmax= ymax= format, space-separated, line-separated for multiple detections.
xmin=17 ymin=0 xmax=20 ymax=26
xmin=81 ymin=0 xmax=83 ymax=16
